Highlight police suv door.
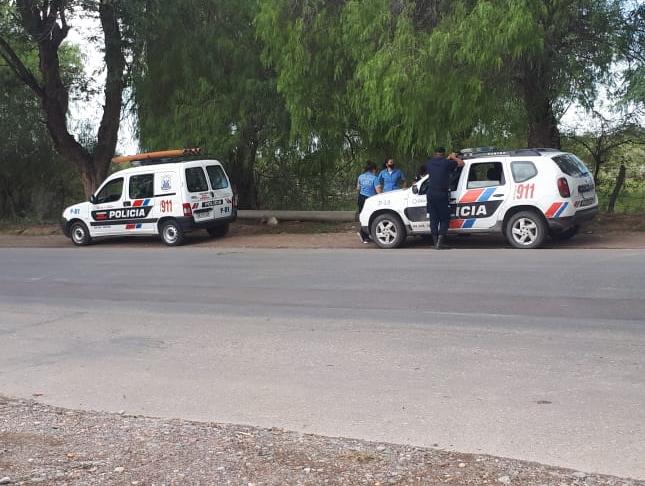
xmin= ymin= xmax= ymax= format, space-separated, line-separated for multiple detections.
xmin=406 ymin=176 xmax=431 ymax=233
xmin=89 ymin=176 xmax=127 ymax=236
xmin=452 ymin=160 xmax=507 ymax=230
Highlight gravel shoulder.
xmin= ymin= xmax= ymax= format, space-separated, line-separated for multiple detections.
xmin=0 ymin=215 xmax=645 ymax=249
xmin=1 ymin=395 xmax=642 ymax=486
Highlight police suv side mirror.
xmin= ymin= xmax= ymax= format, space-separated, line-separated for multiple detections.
xmin=411 ymin=185 xmax=419 ymax=195
xmin=89 ymin=195 xmax=97 ymax=204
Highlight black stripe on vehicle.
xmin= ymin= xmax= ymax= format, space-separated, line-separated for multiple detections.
xmin=90 ymin=218 xmax=159 ymax=227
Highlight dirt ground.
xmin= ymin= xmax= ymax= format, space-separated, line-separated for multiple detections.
xmin=1 ymin=214 xmax=644 ymax=249
xmin=1 ymin=396 xmax=643 ymax=486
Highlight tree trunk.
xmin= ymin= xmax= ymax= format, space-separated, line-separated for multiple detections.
xmin=520 ymin=61 xmax=561 ymax=149
xmin=1 ymin=1 xmax=126 ymax=197
xmin=228 ymin=137 xmax=259 ymax=210
xmin=607 ymin=163 xmax=626 ymax=214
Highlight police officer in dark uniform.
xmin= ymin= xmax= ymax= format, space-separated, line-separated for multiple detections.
xmin=425 ymin=147 xmax=465 ymax=249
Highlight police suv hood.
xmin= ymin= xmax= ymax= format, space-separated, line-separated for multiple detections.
xmin=359 ymin=189 xmax=409 ymax=224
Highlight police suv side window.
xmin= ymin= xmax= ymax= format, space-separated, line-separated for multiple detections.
xmin=185 ymin=167 xmax=209 ymax=192
xmin=466 ymin=162 xmax=505 ymax=189
xmin=96 ymin=178 xmax=123 ymax=204
xmin=129 ymin=174 xmax=154 ymax=199
xmin=511 ymin=161 xmax=538 ymax=183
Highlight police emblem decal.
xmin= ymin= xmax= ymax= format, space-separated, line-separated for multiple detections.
xmin=161 ymin=175 xmax=172 ymax=191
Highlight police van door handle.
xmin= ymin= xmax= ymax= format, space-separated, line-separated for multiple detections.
xmin=123 ymin=201 xmax=131 ymax=207
xmin=493 ymin=194 xmax=505 ymax=198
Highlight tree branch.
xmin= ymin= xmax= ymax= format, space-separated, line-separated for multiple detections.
xmin=0 ymin=35 xmax=44 ymax=97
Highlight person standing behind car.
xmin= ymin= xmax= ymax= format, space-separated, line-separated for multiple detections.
xmin=376 ymin=158 xmax=406 ymax=193
xmin=425 ymin=147 xmax=465 ymax=249
xmin=356 ymin=160 xmax=378 ymax=243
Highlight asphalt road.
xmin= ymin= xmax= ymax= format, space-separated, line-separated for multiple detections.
xmin=1 ymin=247 xmax=644 ymax=479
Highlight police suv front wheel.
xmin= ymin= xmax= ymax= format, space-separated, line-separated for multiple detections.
xmin=505 ymin=211 xmax=546 ymax=249
xmin=371 ymin=213 xmax=405 ymax=249
xmin=160 ymin=219 xmax=185 ymax=246
xmin=70 ymin=221 xmax=91 ymax=246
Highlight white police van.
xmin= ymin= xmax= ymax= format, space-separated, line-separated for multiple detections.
xmin=61 ymin=149 xmax=237 ymax=246
xmin=359 ymin=148 xmax=598 ymax=249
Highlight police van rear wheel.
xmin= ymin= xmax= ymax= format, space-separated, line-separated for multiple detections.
xmin=505 ymin=211 xmax=546 ymax=249
xmin=70 ymin=221 xmax=91 ymax=246
xmin=160 ymin=219 xmax=185 ymax=246
xmin=371 ymin=213 xmax=405 ymax=249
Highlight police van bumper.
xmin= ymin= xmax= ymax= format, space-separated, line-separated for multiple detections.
xmin=547 ymin=206 xmax=598 ymax=232
xmin=176 ymin=211 xmax=237 ymax=232
xmin=61 ymin=218 xmax=71 ymax=237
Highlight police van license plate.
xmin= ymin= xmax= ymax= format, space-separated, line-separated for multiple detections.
xmin=202 ymin=199 xmax=223 ymax=208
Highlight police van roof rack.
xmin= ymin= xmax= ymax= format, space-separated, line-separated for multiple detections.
xmin=459 ymin=147 xmax=561 ymax=159
xmin=111 ymin=148 xmax=202 ymax=166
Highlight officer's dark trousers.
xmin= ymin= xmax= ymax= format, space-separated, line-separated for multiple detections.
xmin=427 ymin=191 xmax=451 ymax=237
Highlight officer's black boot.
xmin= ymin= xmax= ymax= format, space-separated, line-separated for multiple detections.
xmin=435 ymin=235 xmax=447 ymax=250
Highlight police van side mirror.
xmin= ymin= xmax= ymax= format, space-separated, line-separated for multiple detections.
xmin=411 ymin=185 xmax=419 ymax=195
xmin=89 ymin=195 xmax=97 ymax=204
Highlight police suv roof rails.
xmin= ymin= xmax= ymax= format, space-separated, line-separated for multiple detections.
xmin=459 ymin=147 xmax=562 ymax=159
xmin=111 ymin=148 xmax=202 ymax=166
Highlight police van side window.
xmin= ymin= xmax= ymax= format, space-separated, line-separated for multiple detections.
xmin=511 ymin=161 xmax=538 ymax=183
xmin=96 ymin=178 xmax=123 ymax=204
xmin=466 ymin=162 xmax=505 ymax=189
xmin=185 ymin=167 xmax=209 ymax=192
xmin=129 ymin=174 xmax=154 ymax=199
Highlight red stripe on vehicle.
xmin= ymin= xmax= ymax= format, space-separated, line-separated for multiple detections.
xmin=460 ymin=189 xmax=484 ymax=203
xmin=125 ymin=224 xmax=136 ymax=230
xmin=449 ymin=219 xmax=465 ymax=229
xmin=133 ymin=200 xmax=143 ymax=207
xmin=544 ymin=202 xmax=562 ymax=218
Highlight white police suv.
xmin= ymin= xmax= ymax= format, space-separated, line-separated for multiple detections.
xmin=359 ymin=148 xmax=598 ymax=249
xmin=61 ymin=149 xmax=237 ymax=246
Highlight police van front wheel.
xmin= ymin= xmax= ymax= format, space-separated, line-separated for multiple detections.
xmin=70 ymin=221 xmax=91 ymax=246
xmin=371 ymin=213 xmax=405 ymax=249
xmin=160 ymin=219 xmax=185 ymax=246
xmin=505 ymin=211 xmax=546 ymax=249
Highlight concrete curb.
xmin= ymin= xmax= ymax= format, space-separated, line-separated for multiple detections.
xmin=237 ymin=210 xmax=355 ymax=223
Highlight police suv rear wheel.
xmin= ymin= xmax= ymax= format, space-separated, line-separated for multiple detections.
xmin=506 ymin=211 xmax=546 ymax=249
xmin=371 ymin=213 xmax=405 ymax=249
xmin=207 ymin=223 xmax=229 ymax=238
xmin=160 ymin=219 xmax=185 ymax=246
xmin=70 ymin=221 xmax=91 ymax=246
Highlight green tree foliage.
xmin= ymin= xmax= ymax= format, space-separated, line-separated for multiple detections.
xmin=134 ymin=0 xmax=292 ymax=208
xmin=257 ymin=0 xmax=625 ymax=154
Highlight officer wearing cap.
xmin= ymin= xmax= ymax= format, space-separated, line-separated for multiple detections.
xmin=425 ymin=147 xmax=465 ymax=249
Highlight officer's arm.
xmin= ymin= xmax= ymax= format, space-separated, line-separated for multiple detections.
xmin=449 ymin=153 xmax=465 ymax=167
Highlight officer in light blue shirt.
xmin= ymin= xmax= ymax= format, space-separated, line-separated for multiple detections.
xmin=356 ymin=160 xmax=378 ymax=243
xmin=376 ymin=158 xmax=406 ymax=193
